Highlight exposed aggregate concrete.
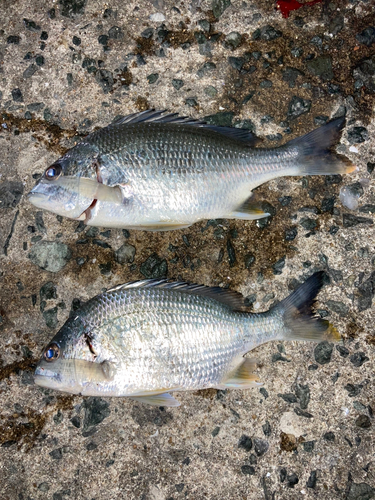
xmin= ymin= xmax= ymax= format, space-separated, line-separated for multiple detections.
xmin=0 ymin=0 xmax=374 ymax=499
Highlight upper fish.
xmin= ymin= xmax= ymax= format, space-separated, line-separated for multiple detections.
xmin=34 ymin=272 xmax=340 ymax=407
xmin=28 ymin=110 xmax=355 ymax=231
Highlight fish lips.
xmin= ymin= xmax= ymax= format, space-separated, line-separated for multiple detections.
xmin=34 ymin=361 xmax=81 ymax=394
xmin=28 ymin=179 xmax=92 ymax=220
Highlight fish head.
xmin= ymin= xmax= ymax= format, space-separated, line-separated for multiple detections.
xmin=28 ymin=143 xmax=99 ymax=220
xmin=34 ymin=318 xmax=116 ymax=396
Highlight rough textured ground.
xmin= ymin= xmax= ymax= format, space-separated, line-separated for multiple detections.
xmin=0 ymin=0 xmax=374 ymax=499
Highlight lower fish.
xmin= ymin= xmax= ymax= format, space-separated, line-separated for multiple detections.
xmin=34 ymin=272 xmax=340 ymax=406
xmin=28 ymin=110 xmax=354 ymax=231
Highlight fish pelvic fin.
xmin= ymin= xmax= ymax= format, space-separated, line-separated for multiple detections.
xmin=218 ymin=357 xmax=261 ymax=389
xmin=129 ymin=392 xmax=180 ymax=407
xmin=275 ymin=271 xmax=341 ymax=343
xmin=286 ymin=117 xmax=355 ymax=176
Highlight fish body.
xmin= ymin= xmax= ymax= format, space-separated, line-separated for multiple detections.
xmin=28 ymin=111 xmax=354 ymax=231
xmin=34 ymin=273 xmax=340 ymax=406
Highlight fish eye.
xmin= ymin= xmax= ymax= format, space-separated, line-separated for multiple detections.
xmin=44 ymin=163 xmax=62 ymax=180
xmin=43 ymin=342 xmax=60 ymax=362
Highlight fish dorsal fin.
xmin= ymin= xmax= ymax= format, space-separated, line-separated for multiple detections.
xmin=107 ymin=280 xmax=247 ymax=311
xmin=109 ymin=109 xmax=259 ymax=146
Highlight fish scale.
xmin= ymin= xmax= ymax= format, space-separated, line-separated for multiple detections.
xmin=28 ymin=111 xmax=354 ymax=230
xmin=34 ymin=274 xmax=341 ymax=405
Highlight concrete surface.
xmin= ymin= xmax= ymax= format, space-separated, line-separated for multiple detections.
xmin=0 ymin=0 xmax=374 ymax=499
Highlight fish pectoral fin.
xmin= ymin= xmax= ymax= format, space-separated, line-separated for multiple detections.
xmin=129 ymin=392 xmax=181 ymax=407
xmin=229 ymin=196 xmax=270 ymax=220
xmin=219 ymin=357 xmax=261 ymax=389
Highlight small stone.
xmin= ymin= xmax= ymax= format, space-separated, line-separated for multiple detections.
xmin=108 ymin=26 xmax=124 ymax=40
xmin=326 ymin=300 xmax=348 ymax=317
xmin=357 ymin=272 xmax=375 ymax=312
xmin=83 ymin=398 xmax=110 ymax=429
xmin=212 ymin=426 xmax=220 ymax=437
xmin=147 ymin=73 xmax=159 ymax=84
xmin=290 ymin=47 xmax=303 ymax=58
xmin=273 ymin=256 xmax=285 ymax=275
xmin=140 ymin=253 xmax=168 ymax=279
xmin=29 ymin=241 xmax=72 ymax=272
xmin=35 ymin=55 xmax=45 ymax=66
xmin=185 ymin=98 xmax=198 ymax=107
xmin=49 ymin=448 xmax=63 ymax=459
xmin=285 ymin=227 xmax=297 ymax=241
xmin=300 ymin=218 xmax=317 ymax=231
xmin=253 ymin=438 xmax=269 ymax=456
xmin=355 ymin=415 xmax=371 ymax=429
xmin=343 ymin=214 xmax=373 ymax=228
xmin=98 ymin=34 xmax=109 ymax=45
xmin=287 ymin=473 xmax=299 ymax=488
xmin=367 ymin=162 xmax=375 ymax=174
xmin=303 ymin=441 xmax=315 ymax=452
xmin=278 ymin=393 xmax=297 ymax=403
xmin=287 ymin=96 xmax=311 ymax=120
xmin=11 ymin=88 xmax=23 ymax=102
xmin=262 ymin=421 xmax=271 ymax=436
xmin=282 ymin=67 xmax=303 ymax=88
xmin=0 ymin=181 xmax=24 ymax=208
xmin=244 ymin=253 xmax=255 ymax=269
xmin=197 ymin=62 xmax=216 ymax=78
xmin=95 ymin=69 xmax=114 ymax=94
xmin=228 ymin=56 xmax=244 ymax=71
xmin=295 ymin=384 xmax=310 ymax=409
xmin=347 ymin=482 xmax=374 ymax=500
xmin=38 ymin=483 xmax=50 ymax=492
xmin=212 ymin=0 xmax=231 ymax=19
xmin=204 ymin=86 xmax=218 ymax=97
xmin=252 ymin=25 xmax=282 ymax=41
xmin=86 ymin=442 xmax=98 ymax=451
xmin=241 ymin=465 xmax=255 ymax=475
xmin=204 ymin=112 xmax=233 ymax=127
xmin=225 ymin=32 xmax=242 ymax=49
xmin=350 ymin=352 xmax=369 ymax=367
xmin=41 ymin=31 xmax=48 ymax=40
xmin=306 ymin=56 xmax=334 ymax=81
xmin=323 ymin=431 xmax=335 ymax=441
xmin=7 ymin=35 xmax=20 ymax=44
xmin=344 ymin=383 xmax=363 ymax=397
xmin=336 ymin=345 xmax=349 ymax=357
xmin=73 ymin=35 xmax=81 ymax=45
xmin=172 ymin=79 xmax=184 ymax=90
xmin=115 ymin=243 xmax=136 ymax=264
xmin=198 ymin=20 xmax=210 ymax=32
xmin=314 ymin=341 xmax=333 ymax=365
xmin=23 ymin=18 xmax=41 ymax=31
xmin=347 ymin=127 xmax=369 ymax=144
xmin=43 ymin=307 xmax=58 ymax=328
xmin=260 ymin=80 xmax=272 ymax=88
xmin=356 ymin=27 xmax=375 ymax=47
xmin=238 ymin=435 xmax=252 ymax=451
xmin=59 ymin=0 xmax=86 ymax=18
xmin=306 ymin=471 xmax=317 ymax=489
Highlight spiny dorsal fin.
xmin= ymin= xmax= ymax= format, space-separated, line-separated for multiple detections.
xmin=107 ymin=279 xmax=247 ymax=311
xmin=109 ymin=109 xmax=259 ymax=146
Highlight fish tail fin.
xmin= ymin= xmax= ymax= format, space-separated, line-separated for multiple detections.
xmin=274 ymin=271 xmax=341 ymax=343
xmin=286 ymin=117 xmax=355 ymax=176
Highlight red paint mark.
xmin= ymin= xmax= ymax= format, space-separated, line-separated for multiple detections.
xmin=276 ymin=0 xmax=323 ymax=18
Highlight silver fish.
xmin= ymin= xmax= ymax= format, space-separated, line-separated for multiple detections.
xmin=28 ymin=110 xmax=354 ymax=231
xmin=34 ymin=272 xmax=340 ymax=407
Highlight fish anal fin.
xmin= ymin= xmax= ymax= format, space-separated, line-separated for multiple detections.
xmin=229 ymin=196 xmax=270 ymax=220
xmin=130 ymin=392 xmax=180 ymax=407
xmin=219 ymin=357 xmax=261 ymax=389
xmin=133 ymin=222 xmax=193 ymax=232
